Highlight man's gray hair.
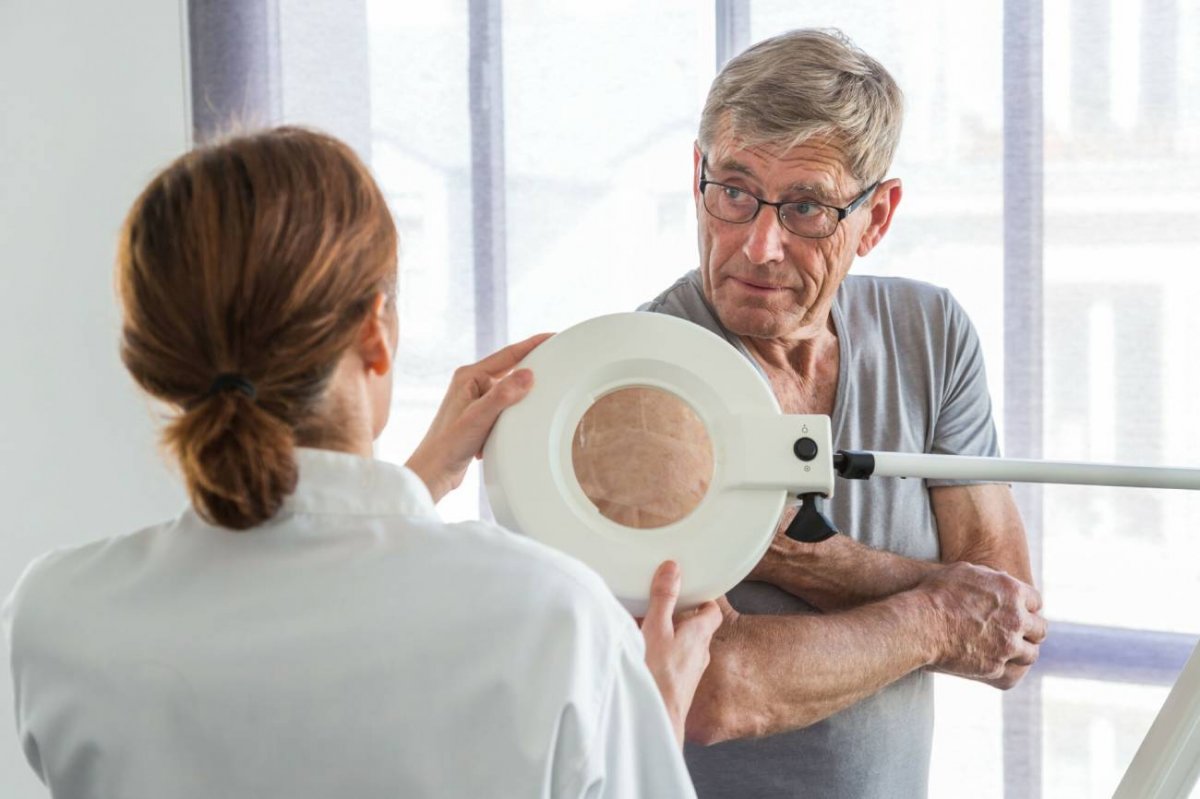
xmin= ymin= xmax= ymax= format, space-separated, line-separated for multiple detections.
xmin=698 ymin=29 xmax=904 ymax=187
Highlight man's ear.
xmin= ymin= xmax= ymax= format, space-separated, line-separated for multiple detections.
xmin=358 ymin=293 xmax=394 ymax=377
xmin=692 ymin=141 xmax=704 ymax=203
xmin=856 ymin=178 xmax=902 ymax=257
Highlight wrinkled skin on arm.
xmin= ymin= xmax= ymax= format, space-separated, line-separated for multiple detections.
xmin=749 ymin=484 xmax=1034 ymax=611
xmin=746 ymin=482 xmax=1046 ymax=689
xmin=685 ymin=562 xmax=1047 ymax=745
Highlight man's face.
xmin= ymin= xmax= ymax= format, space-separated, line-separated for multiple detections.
xmin=695 ymin=137 xmax=875 ymax=342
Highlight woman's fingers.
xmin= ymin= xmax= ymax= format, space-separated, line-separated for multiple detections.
xmin=642 ymin=570 xmax=724 ymax=644
xmin=462 ymin=369 xmax=535 ymax=458
xmin=689 ymin=600 xmax=724 ymax=638
xmin=672 ymin=600 xmax=723 ymax=654
xmin=445 ymin=332 xmax=552 ymax=411
xmin=473 ymin=332 xmax=554 ymax=377
xmin=407 ymin=334 xmax=553 ymax=503
xmin=642 ymin=561 xmax=682 ymax=644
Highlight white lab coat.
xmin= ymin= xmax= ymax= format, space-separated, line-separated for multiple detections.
xmin=3 ymin=448 xmax=695 ymax=798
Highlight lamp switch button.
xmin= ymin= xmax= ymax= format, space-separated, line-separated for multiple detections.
xmin=794 ymin=437 xmax=819 ymax=462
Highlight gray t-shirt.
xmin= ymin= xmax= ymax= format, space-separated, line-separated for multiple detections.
xmin=640 ymin=269 xmax=1001 ymax=799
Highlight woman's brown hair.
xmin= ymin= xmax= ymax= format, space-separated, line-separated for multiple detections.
xmin=117 ymin=126 xmax=398 ymax=530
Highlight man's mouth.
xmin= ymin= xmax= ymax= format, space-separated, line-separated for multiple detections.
xmin=730 ymin=276 xmax=787 ymax=293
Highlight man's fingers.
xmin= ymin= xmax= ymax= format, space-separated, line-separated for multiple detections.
xmin=474 ymin=332 xmax=554 ymax=377
xmin=993 ymin=661 xmax=1032 ymax=690
xmin=1024 ymin=584 xmax=1043 ymax=613
xmin=1024 ymin=612 xmax=1049 ymax=645
xmin=1008 ymin=637 xmax=1040 ymax=668
xmin=643 ymin=561 xmax=681 ymax=643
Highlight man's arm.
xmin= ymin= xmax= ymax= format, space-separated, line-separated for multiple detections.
xmin=687 ymin=561 xmax=1046 ymax=744
xmin=930 ymin=483 xmax=1032 ymax=582
xmin=926 ymin=482 xmax=1040 ymax=689
xmin=747 ymin=516 xmax=939 ymax=611
xmin=747 ymin=484 xmax=1032 ymax=611
xmin=685 ymin=590 xmax=936 ymax=744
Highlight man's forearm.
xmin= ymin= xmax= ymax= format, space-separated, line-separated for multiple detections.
xmin=689 ymin=559 xmax=1046 ymax=744
xmin=753 ymin=533 xmax=941 ymax=611
xmin=686 ymin=590 xmax=937 ymax=744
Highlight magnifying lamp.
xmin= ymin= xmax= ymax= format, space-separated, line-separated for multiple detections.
xmin=482 ymin=312 xmax=1200 ymax=608
xmin=482 ymin=311 xmax=835 ymax=616
xmin=481 ymin=311 xmax=1200 ymax=799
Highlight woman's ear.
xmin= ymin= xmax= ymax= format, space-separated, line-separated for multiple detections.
xmin=358 ymin=293 xmax=394 ymax=377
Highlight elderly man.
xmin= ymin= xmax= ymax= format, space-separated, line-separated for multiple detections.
xmin=637 ymin=29 xmax=1045 ymax=798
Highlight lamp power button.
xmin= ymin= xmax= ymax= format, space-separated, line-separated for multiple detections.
xmin=793 ymin=437 xmax=819 ymax=462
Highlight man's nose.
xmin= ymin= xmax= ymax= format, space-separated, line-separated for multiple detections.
xmin=742 ymin=207 xmax=785 ymax=265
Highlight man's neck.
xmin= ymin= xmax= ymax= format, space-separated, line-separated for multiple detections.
xmin=739 ymin=313 xmax=838 ymax=377
xmin=738 ymin=313 xmax=840 ymax=415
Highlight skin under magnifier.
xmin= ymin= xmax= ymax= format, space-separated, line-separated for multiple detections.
xmin=481 ymin=311 xmax=1200 ymax=798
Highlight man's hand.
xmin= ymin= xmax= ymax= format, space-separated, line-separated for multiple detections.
xmin=918 ymin=562 xmax=1048 ymax=689
xmin=405 ymin=333 xmax=552 ymax=502
xmin=640 ymin=561 xmax=724 ymax=747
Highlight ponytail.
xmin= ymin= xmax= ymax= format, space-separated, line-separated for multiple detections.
xmin=117 ymin=127 xmax=397 ymax=529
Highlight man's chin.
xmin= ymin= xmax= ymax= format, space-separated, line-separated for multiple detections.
xmin=714 ymin=303 xmax=795 ymax=340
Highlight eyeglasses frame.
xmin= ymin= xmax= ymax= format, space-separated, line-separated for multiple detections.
xmin=698 ymin=156 xmax=880 ymax=239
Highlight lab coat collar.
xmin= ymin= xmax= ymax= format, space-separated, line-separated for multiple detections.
xmin=279 ymin=447 xmax=440 ymax=520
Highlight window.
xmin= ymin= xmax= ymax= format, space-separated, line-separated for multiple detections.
xmin=190 ymin=2 xmax=1200 ymax=793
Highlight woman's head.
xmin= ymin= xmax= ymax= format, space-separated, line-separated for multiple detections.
xmin=117 ymin=126 xmax=398 ymax=530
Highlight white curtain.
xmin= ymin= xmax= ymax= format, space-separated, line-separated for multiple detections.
xmin=188 ymin=1 xmax=1200 ymax=795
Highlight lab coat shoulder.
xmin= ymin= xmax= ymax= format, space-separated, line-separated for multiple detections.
xmin=4 ymin=522 xmax=163 ymax=648
xmin=438 ymin=520 xmax=696 ymax=798
xmin=443 ymin=518 xmax=634 ymax=624
xmin=3 ymin=546 xmax=61 ymax=676
xmin=437 ymin=516 xmax=644 ymax=689
xmin=2 ymin=520 xmax=177 ymax=782
xmin=4 ymin=547 xmax=65 ymax=632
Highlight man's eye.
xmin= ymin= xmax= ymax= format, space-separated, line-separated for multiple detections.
xmin=791 ymin=202 xmax=819 ymax=216
xmin=722 ymin=187 xmax=745 ymax=200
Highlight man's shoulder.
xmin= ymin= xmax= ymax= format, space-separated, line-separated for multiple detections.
xmin=638 ymin=270 xmax=734 ymax=344
xmin=841 ymin=273 xmax=954 ymax=306
xmin=639 ymin=270 xmax=704 ymax=314
xmin=839 ymin=274 xmax=968 ymax=330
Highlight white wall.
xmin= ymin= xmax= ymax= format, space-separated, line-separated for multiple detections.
xmin=0 ymin=1 xmax=191 ymax=795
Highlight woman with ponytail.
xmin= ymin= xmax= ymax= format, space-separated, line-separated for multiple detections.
xmin=3 ymin=127 xmax=719 ymax=798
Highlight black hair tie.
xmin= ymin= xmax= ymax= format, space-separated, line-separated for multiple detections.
xmin=206 ymin=373 xmax=257 ymax=400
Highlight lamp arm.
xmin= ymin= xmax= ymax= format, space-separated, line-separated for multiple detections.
xmin=833 ymin=451 xmax=1200 ymax=491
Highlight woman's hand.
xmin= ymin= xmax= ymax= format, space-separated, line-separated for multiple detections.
xmin=405 ymin=333 xmax=552 ymax=502
xmin=640 ymin=561 xmax=724 ymax=747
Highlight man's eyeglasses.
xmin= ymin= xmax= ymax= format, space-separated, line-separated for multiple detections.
xmin=699 ymin=157 xmax=878 ymax=240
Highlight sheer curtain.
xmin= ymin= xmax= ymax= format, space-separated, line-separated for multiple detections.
xmin=188 ymin=1 xmax=1200 ymax=795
